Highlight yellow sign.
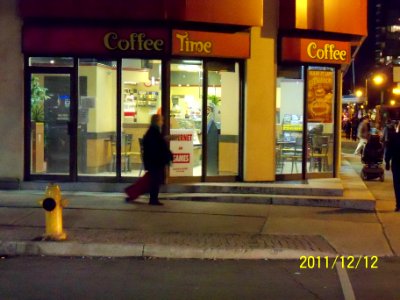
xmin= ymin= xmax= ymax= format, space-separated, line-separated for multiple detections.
xmin=175 ymin=32 xmax=212 ymax=54
xmin=281 ymin=37 xmax=351 ymax=65
xmin=104 ymin=32 xmax=164 ymax=51
xmin=282 ymin=124 xmax=303 ymax=131
xmin=307 ymin=70 xmax=334 ymax=123
xmin=306 ymin=42 xmax=347 ymax=62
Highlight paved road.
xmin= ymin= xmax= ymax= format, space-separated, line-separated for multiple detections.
xmin=1 ymin=256 xmax=400 ymax=300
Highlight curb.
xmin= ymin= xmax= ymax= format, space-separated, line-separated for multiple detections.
xmin=0 ymin=240 xmax=338 ymax=260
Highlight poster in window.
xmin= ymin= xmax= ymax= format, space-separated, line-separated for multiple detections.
xmin=307 ymin=70 xmax=334 ymax=123
xmin=169 ymin=129 xmax=194 ymax=176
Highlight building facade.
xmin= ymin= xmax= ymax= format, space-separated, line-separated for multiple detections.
xmin=0 ymin=0 xmax=367 ymax=187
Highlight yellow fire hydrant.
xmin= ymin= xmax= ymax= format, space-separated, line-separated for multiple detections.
xmin=38 ymin=183 xmax=68 ymax=240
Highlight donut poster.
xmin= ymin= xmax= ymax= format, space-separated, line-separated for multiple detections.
xmin=307 ymin=69 xmax=334 ymax=123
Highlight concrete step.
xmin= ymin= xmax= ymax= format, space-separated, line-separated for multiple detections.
xmin=158 ymin=193 xmax=375 ymax=211
xmin=16 ymin=179 xmax=344 ymax=197
xmin=163 ymin=181 xmax=344 ymax=197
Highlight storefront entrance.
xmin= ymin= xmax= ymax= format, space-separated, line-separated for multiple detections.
xmin=29 ymin=70 xmax=73 ymax=176
xmin=275 ymin=65 xmax=338 ymax=180
xmin=168 ymin=60 xmax=241 ymax=182
xmin=26 ymin=57 xmax=243 ymax=182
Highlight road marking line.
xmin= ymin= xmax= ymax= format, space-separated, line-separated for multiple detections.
xmin=336 ymin=262 xmax=356 ymax=300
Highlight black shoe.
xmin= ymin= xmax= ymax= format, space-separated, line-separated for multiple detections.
xmin=395 ymin=207 xmax=400 ymax=212
xmin=385 ymin=164 xmax=390 ymax=171
xmin=125 ymin=197 xmax=134 ymax=203
xmin=149 ymin=201 xmax=164 ymax=206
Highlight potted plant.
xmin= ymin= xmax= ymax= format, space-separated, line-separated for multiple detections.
xmin=207 ymin=95 xmax=221 ymax=106
xmin=31 ymin=76 xmax=49 ymax=122
xmin=30 ymin=76 xmax=49 ymax=173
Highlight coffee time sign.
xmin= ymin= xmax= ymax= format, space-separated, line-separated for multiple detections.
xmin=172 ymin=30 xmax=250 ymax=58
xmin=281 ymin=37 xmax=351 ymax=65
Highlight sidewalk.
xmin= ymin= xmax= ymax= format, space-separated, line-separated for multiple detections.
xmin=0 ymin=155 xmax=398 ymax=260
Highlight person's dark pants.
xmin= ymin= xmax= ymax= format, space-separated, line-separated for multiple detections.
xmin=148 ymin=168 xmax=164 ymax=203
xmin=392 ymin=158 xmax=400 ymax=209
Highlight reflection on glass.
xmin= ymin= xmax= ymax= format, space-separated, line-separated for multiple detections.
xmin=275 ymin=75 xmax=304 ymax=175
xmin=206 ymin=61 xmax=240 ymax=176
xmin=121 ymin=59 xmax=162 ymax=177
xmin=29 ymin=57 xmax=74 ymax=67
xmin=77 ymin=59 xmax=117 ymax=176
xmin=30 ymin=73 xmax=71 ymax=175
xmin=169 ymin=61 xmax=203 ymax=177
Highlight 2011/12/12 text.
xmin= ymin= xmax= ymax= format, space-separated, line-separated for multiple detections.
xmin=299 ymin=256 xmax=378 ymax=269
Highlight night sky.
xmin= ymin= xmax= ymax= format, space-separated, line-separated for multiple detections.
xmin=342 ymin=0 xmax=400 ymax=107
xmin=342 ymin=0 xmax=376 ymax=95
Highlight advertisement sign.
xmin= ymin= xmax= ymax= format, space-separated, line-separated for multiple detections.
xmin=169 ymin=129 xmax=194 ymax=177
xmin=172 ymin=30 xmax=250 ymax=58
xmin=281 ymin=37 xmax=351 ymax=65
xmin=307 ymin=69 xmax=334 ymax=123
xmin=394 ymin=66 xmax=400 ymax=83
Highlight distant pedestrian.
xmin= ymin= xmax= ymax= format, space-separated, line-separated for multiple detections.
xmin=389 ymin=122 xmax=400 ymax=211
xmin=344 ymin=119 xmax=352 ymax=140
xmin=351 ymin=116 xmax=359 ymax=141
xmin=354 ymin=116 xmax=370 ymax=155
xmin=381 ymin=119 xmax=396 ymax=170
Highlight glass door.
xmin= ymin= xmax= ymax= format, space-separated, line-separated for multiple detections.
xmin=306 ymin=66 xmax=335 ymax=178
xmin=206 ymin=61 xmax=240 ymax=177
xmin=168 ymin=60 xmax=242 ymax=181
xmin=169 ymin=60 xmax=204 ymax=179
xmin=30 ymin=72 xmax=72 ymax=176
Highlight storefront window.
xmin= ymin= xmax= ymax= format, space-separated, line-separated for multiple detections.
xmin=30 ymin=73 xmax=71 ymax=175
xmin=77 ymin=59 xmax=117 ymax=176
xmin=275 ymin=67 xmax=304 ymax=175
xmin=306 ymin=66 xmax=335 ymax=175
xmin=28 ymin=57 xmax=242 ymax=181
xmin=121 ymin=59 xmax=162 ymax=177
xmin=275 ymin=66 xmax=336 ymax=178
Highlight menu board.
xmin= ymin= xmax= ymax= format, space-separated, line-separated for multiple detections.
xmin=169 ymin=129 xmax=194 ymax=177
xmin=307 ymin=70 xmax=334 ymax=123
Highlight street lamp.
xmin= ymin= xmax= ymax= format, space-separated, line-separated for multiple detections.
xmin=372 ymin=74 xmax=384 ymax=85
xmin=393 ymin=84 xmax=400 ymax=96
xmin=365 ymin=73 xmax=386 ymax=106
xmin=355 ymin=89 xmax=363 ymax=98
xmin=390 ymin=99 xmax=396 ymax=106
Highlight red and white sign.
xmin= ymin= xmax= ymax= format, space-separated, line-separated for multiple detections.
xmin=170 ymin=129 xmax=194 ymax=176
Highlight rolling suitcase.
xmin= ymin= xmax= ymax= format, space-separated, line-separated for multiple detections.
xmin=124 ymin=172 xmax=150 ymax=201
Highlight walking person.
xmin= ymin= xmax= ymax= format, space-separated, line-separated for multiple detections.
xmin=354 ymin=116 xmax=370 ymax=155
xmin=389 ymin=122 xmax=400 ymax=211
xmin=125 ymin=114 xmax=172 ymax=205
xmin=142 ymin=114 xmax=173 ymax=205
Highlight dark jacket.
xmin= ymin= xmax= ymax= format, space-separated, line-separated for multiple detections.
xmin=143 ymin=125 xmax=173 ymax=171
xmin=389 ymin=131 xmax=400 ymax=163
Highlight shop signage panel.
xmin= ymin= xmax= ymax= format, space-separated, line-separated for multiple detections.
xmin=20 ymin=0 xmax=263 ymax=27
xmin=281 ymin=37 xmax=351 ymax=65
xmin=23 ymin=26 xmax=169 ymax=56
xmin=169 ymin=129 xmax=195 ymax=177
xmin=172 ymin=30 xmax=250 ymax=58
xmin=307 ymin=69 xmax=334 ymax=123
